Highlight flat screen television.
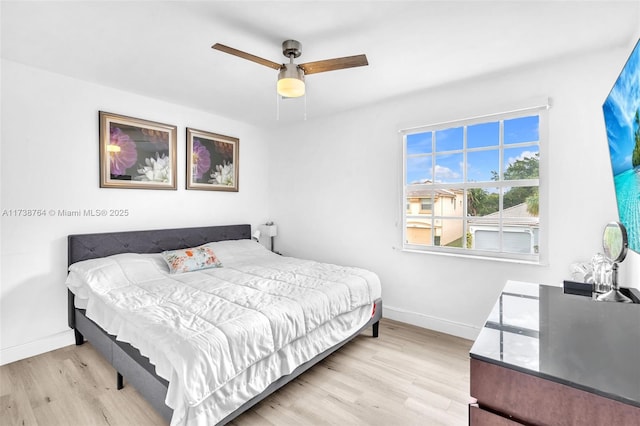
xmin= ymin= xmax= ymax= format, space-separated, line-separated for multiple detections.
xmin=603 ymin=38 xmax=640 ymax=254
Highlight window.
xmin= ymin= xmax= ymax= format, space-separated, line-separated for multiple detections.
xmin=402 ymin=105 xmax=547 ymax=262
xmin=420 ymin=198 xmax=433 ymax=212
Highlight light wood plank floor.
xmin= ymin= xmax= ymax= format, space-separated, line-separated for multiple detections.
xmin=0 ymin=319 xmax=473 ymax=426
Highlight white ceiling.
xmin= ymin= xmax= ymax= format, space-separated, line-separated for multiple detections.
xmin=2 ymin=1 xmax=639 ymax=127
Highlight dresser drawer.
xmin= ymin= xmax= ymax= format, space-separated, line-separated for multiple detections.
xmin=469 ymin=405 xmax=523 ymax=425
xmin=470 ymin=358 xmax=640 ymax=425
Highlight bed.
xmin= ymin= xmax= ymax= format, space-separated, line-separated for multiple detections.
xmin=67 ymin=224 xmax=382 ymax=425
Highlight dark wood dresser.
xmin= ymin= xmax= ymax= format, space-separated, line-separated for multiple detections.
xmin=469 ymin=281 xmax=640 ymax=425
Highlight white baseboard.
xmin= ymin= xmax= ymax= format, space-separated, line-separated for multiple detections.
xmin=0 ymin=329 xmax=75 ymax=366
xmin=383 ymin=305 xmax=480 ymax=341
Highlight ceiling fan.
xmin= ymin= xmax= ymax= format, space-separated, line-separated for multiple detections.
xmin=212 ymin=40 xmax=368 ymax=98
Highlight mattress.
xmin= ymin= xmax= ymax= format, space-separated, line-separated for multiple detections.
xmin=66 ymin=239 xmax=382 ymax=425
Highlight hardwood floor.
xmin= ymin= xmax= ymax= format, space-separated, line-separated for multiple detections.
xmin=0 ymin=319 xmax=473 ymax=425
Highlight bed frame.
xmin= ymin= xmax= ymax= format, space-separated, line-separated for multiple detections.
xmin=67 ymin=224 xmax=382 ymax=425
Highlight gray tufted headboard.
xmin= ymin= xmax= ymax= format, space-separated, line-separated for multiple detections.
xmin=68 ymin=224 xmax=251 ymax=266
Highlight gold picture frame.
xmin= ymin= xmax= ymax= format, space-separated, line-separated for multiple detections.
xmin=186 ymin=128 xmax=239 ymax=192
xmin=99 ymin=111 xmax=177 ymax=189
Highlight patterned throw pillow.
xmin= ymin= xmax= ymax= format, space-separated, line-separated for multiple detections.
xmin=161 ymin=245 xmax=222 ymax=274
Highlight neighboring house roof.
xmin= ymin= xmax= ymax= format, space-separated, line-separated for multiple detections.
xmin=406 ymin=188 xmax=460 ymax=198
xmin=482 ymin=203 xmax=536 ymax=218
xmin=407 ymin=189 xmax=456 ymax=198
xmin=407 ymin=180 xmax=461 ymax=198
xmin=468 ymin=202 xmax=538 ymax=227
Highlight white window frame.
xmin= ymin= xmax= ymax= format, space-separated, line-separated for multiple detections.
xmin=400 ymin=103 xmax=550 ymax=263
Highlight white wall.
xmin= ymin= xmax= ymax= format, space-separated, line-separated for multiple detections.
xmin=0 ymin=60 xmax=272 ymax=364
xmin=269 ymin=42 xmax=640 ymax=340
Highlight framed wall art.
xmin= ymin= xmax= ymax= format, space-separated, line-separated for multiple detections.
xmin=186 ymin=128 xmax=239 ymax=192
xmin=99 ymin=111 xmax=177 ymax=189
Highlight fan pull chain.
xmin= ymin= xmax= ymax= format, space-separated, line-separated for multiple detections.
xmin=303 ymin=88 xmax=307 ymax=121
xmin=276 ymin=92 xmax=307 ymax=121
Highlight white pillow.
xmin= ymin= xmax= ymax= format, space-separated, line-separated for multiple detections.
xmin=66 ymin=253 xmax=167 ymax=293
xmin=203 ymin=239 xmax=271 ymax=263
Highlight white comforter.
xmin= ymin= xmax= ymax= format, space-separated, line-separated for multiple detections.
xmin=66 ymin=239 xmax=381 ymax=425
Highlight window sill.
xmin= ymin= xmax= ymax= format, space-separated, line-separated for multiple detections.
xmin=399 ymin=246 xmax=545 ymax=266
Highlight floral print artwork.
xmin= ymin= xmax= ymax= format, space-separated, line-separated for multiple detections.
xmin=100 ymin=112 xmax=176 ymax=189
xmin=191 ymin=137 xmax=235 ymax=186
xmin=106 ymin=120 xmax=172 ymax=182
xmin=187 ymin=129 xmax=238 ymax=191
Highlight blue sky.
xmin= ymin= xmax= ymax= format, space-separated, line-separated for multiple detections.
xmin=406 ymin=115 xmax=539 ymax=184
xmin=603 ymin=40 xmax=640 ymax=176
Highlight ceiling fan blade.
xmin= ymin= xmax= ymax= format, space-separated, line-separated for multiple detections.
xmin=299 ymin=54 xmax=368 ymax=75
xmin=212 ymin=43 xmax=282 ymax=71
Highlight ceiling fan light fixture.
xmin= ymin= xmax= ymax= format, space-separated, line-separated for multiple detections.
xmin=277 ymin=64 xmax=305 ymax=98
xmin=213 ymin=39 xmax=368 ymax=105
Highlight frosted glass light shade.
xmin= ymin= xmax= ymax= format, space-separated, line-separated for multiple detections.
xmin=277 ymin=64 xmax=305 ymax=98
xmin=277 ymin=78 xmax=305 ymax=97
